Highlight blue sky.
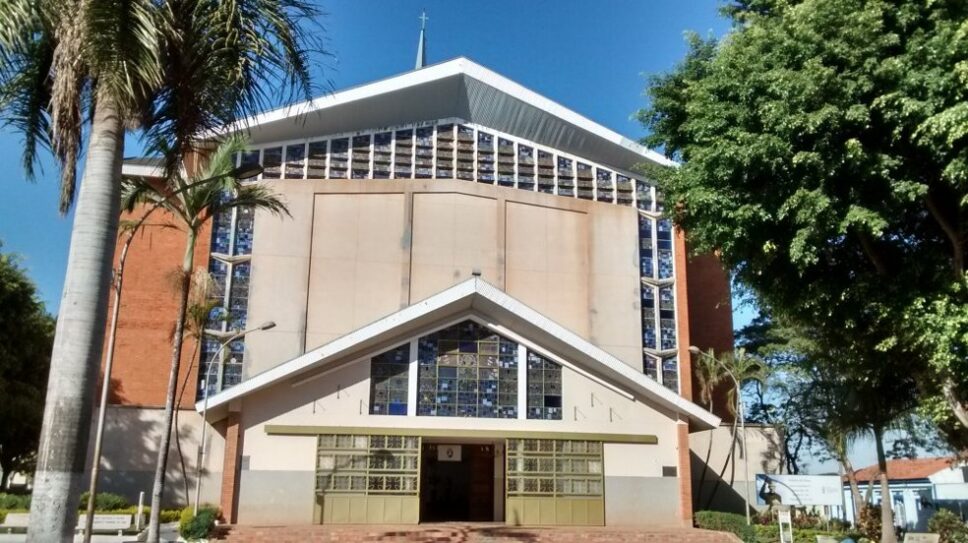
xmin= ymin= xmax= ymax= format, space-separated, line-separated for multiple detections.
xmin=0 ymin=0 xmax=739 ymax=315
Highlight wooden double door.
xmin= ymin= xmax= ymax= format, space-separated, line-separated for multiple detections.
xmin=420 ymin=443 xmax=495 ymax=522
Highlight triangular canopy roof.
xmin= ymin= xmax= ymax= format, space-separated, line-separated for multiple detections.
xmin=209 ymin=57 xmax=674 ymax=173
xmin=197 ymin=277 xmax=720 ymax=430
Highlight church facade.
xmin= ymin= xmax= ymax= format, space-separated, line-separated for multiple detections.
xmin=102 ymin=57 xmax=735 ymax=527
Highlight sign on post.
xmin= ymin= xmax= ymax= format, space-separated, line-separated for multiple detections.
xmin=755 ymin=474 xmax=843 ymax=506
xmin=903 ymin=535 xmax=940 ymax=543
xmin=778 ymin=510 xmax=793 ymax=543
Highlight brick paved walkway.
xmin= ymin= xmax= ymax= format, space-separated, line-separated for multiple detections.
xmin=211 ymin=523 xmax=740 ymax=543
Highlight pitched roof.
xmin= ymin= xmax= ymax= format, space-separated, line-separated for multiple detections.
xmin=196 ymin=277 xmax=720 ymax=430
xmin=850 ymin=457 xmax=956 ymax=482
xmin=206 ymin=57 xmax=675 ymax=172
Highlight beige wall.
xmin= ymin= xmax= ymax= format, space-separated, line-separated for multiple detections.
xmin=246 ymin=179 xmax=643 ymax=376
xmin=84 ymin=406 xmax=225 ymax=508
xmin=689 ymin=424 xmax=783 ymax=513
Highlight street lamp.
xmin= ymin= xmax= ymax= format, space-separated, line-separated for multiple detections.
xmin=689 ymin=345 xmax=752 ymax=526
xmin=193 ymin=320 xmax=275 ymax=515
xmin=83 ymin=164 xmax=265 ymax=542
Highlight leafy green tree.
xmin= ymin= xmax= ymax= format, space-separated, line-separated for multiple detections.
xmin=638 ymin=0 xmax=968 ymax=445
xmin=0 ymin=244 xmax=55 ymax=490
xmin=122 ymin=136 xmax=289 ymax=541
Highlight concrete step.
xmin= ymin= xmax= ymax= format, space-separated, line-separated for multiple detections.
xmin=211 ymin=523 xmax=740 ymax=543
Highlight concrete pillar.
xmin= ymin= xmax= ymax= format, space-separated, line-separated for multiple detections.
xmin=219 ymin=408 xmax=243 ymax=523
xmin=676 ymin=420 xmax=694 ymax=526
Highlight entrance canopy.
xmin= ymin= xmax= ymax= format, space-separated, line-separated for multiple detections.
xmin=196 ymin=276 xmax=720 ymax=429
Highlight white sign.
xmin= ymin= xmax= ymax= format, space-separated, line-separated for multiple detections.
xmin=755 ymin=474 xmax=842 ymax=506
xmin=2 ymin=513 xmax=29 ymax=527
xmin=904 ymin=535 xmax=940 ymax=543
xmin=778 ymin=510 xmax=793 ymax=543
xmin=437 ymin=444 xmax=462 ymax=462
xmin=75 ymin=514 xmax=135 ymax=531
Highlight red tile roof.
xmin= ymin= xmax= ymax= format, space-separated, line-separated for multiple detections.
xmin=849 ymin=457 xmax=955 ymax=482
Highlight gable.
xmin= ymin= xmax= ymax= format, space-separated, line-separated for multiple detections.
xmin=198 ymin=277 xmax=719 ymax=429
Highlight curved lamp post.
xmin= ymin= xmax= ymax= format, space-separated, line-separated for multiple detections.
xmin=193 ymin=320 xmax=275 ymax=515
xmin=689 ymin=345 xmax=752 ymax=526
xmin=83 ymin=164 xmax=263 ymax=542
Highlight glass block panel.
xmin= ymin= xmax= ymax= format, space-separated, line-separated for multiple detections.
xmin=369 ymin=343 xmax=410 ymax=416
xmin=284 ymin=144 xmax=306 ymax=179
xmin=415 ymin=127 xmax=433 ymax=178
xmin=417 ymin=320 xmax=518 ymax=419
xmin=636 ymin=180 xmax=653 ymax=211
xmin=315 ymin=434 xmax=419 ymax=496
xmin=455 ymin=125 xmax=474 ymax=180
xmin=240 ymin=150 xmax=260 ymax=180
xmin=394 ymin=129 xmax=413 ymax=178
xmin=644 ymin=355 xmax=659 ymax=380
xmin=639 ymin=215 xmax=654 ymax=278
xmin=476 ymin=131 xmax=494 ymax=183
xmin=657 ymin=218 xmax=674 ymax=279
xmin=233 ymin=207 xmax=255 ymax=255
xmin=210 ymin=208 xmax=233 ymax=255
xmin=262 ymin=146 xmax=282 ymax=179
xmin=351 ymin=135 xmax=370 ymax=179
xmin=526 ymin=351 xmax=562 ymax=420
xmin=372 ymin=132 xmax=392 ymax=179
xmin=660 ymin=317 xmax=677 ymax=350
xmin=327 ymin=138 xmax=348 ymax=178
xmin=662 ymin=357 xmax=679 ymax=392
xmin=506 ymin=439 xmax=603 ymax=498
xmin=306 ymin=140 xmax=327 ymax=178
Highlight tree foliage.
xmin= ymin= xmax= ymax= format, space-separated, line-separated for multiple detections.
xmin=639 ymin=0 xmax=968 ymax=436
xmin=0 ymin=243 xmax=54 ymax=488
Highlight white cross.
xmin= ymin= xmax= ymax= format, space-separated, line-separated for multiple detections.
xmin=419 ymin=11 xmax=429 ymax=30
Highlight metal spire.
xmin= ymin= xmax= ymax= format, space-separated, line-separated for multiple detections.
xmin=415 ymin=10 xmax=428 ymax=69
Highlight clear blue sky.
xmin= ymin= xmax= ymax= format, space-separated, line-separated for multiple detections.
xmin=0 ymin=0 xmax=739 ymax=315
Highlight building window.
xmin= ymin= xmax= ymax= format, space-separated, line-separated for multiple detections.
xmin=506 ymin=439 xmax=603 ymax=497
xmin=284 ymin=144 xmax=306 ymax=179
xmin=526 ymin=351 xmax=562 ymax=420
xmin=417 ymin=320 xmax=518 ymax=418
xmin=369 ymin=344 xmax=410 ymax=416
xmin=316 ymin=434 xmax=420 ymax=495
xmin=262 ymin=146 xmax=282 ymax=179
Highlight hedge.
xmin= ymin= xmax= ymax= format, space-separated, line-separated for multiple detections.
xmin=753 ymin=524 xmax=866 ymax=543
xmin=695 ymin=511 xmax=758 ymax=543
xmin=179 ymin=505 xmax=221 ymax=542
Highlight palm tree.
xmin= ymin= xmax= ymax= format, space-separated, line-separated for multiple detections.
xmin=122 ymin=136 xmax=289 ymax=542
xmin=691 ymin=348 xmax=728 ymax=506
xmin=0 ymin=1 xmax=320 ymax=538
xmin=0 ymin=3 xmax=161 ymax=540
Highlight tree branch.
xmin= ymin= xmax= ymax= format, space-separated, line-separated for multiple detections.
xmin=857 ymin=231 xmax=889 ymax=276
xmin=925 ymin=191 xmax=965 ymax=276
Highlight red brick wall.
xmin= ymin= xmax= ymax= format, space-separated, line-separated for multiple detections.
xmin=676 ymin=420 xmax=694 ymax=526
xmin=100 ymin=204 xmax=212 ymax=409
xmin=220 ymin=411 xmax=243 ymax=523
xmin=677 ymin=236 xmax=736 ymax=420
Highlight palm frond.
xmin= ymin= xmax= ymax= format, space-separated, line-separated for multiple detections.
xmin=48 ymin=8 xmax=85 ymax=212
xmin=208 ymin=184 xmax=290 ymax=220
xmin=0 ymin=31 xmax=54 ymax=180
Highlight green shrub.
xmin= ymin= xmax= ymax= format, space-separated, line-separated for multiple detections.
xmin=753 ymin=524 xmax=864 ymax=543
xmin=695 ymin=510 xmax=757 ymax=543
xmin=0 ymin=493 xmax=30 ymax=510
xmin=0 ymin=509 xmax=6 ymax=524
xmin=929 ymin=509 xmax=968 ymax=543
xmin=179 ymin=505 xmax=220 ymax=542
xmin=78 ymin=491 xmax=129 ymax=511
xmin=857 ymin=505 xmax=881 ymax=541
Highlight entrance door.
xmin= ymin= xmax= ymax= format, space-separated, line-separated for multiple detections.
xmin=420 ymin=443 xmax=495 ymax=521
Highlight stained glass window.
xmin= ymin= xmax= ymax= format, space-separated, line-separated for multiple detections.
xmin=369 ymin=344 xmax=410 ymax=416
xmin=233 ymin=207 xmax=254 ymax=255
xmin=642 ymin=286 xmax=657 ymax=350
xmin=661 ymin=357 xmax=679 ymax=393
xmin=636 ymin=180 xmax=653 ymax=211
xmin=644 ymin=355 xmax=659 ymax=381
xmin=240 ymin=150 xmax=260 ymax=180
xmin=417 ymin=320 xmax=518 ymax=418
xmin=527 ymin=351 xmax=562 ymax=420
xmin=639 ymin=215 xmax=654 ymax=279
xmin=657 ymin=218 xmax=674 ymax=279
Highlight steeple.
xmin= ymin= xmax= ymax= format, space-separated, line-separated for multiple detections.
xmin=415 ymin=11 xmax=428 ymax=70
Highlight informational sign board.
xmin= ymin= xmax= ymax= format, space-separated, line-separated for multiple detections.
xmin=438 ymin=444 xmax=462 ymax=462
xmin=75 ymin=514 xmax=135 ymax=531
xmin=903 ymin=534 xmax=940 ymax=543
xmin=778 ymin=510 xmax=793 ymax=543
xmin=755 ymin=474 xmax=842 ymax=506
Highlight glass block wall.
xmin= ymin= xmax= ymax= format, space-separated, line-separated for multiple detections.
xmin=221 ymin=118 xmax=680 ymax=396
xmin=417 ymin=320 xmax=519 ymax=418
xmin=197 ymin=193 xmax=256 ymax=400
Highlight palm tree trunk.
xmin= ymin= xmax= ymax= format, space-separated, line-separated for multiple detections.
xmin=704 ymin=419 xmax=738 ymax=510
xmin=874 ymin=427 xmax=897 ymax=543
xmin=26 ymin=91 xmax=124 ymax=543
xmin=147 ymin=229 xmax=196 ymax=543
xmin=842 ymin=456 xmax=863 ymax=525
xmin=697 ymin=431 xmax=715 ymax=509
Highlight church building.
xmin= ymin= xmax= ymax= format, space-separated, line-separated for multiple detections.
xmin=101 ymin=40 xmax=736 ymax=528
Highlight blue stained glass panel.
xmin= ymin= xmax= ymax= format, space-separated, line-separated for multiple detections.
xmin=233 ymin=207 xmax=255 ymax=255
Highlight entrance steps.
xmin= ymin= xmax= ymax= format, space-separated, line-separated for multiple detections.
xmin=211 ymin=523 xmax=741 ymax=543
